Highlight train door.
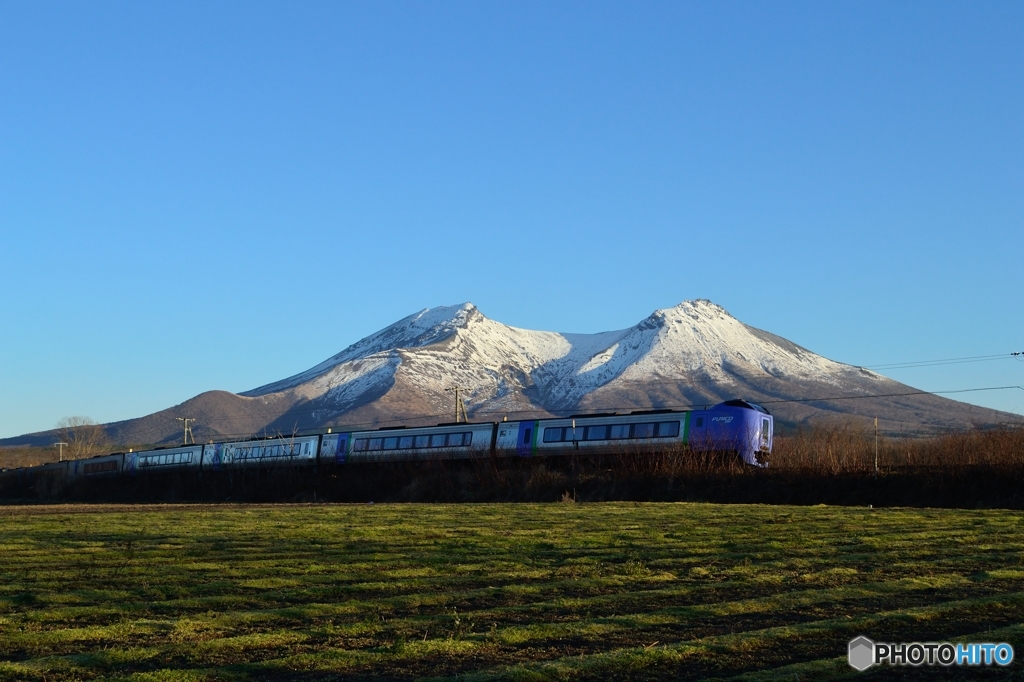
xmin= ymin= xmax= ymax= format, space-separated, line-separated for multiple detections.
xmin=202 ymin=443 xmax=224 ymax=471
xmin=516 ymin=421 xmax=537 ymax=457
xmin=319 ymin=433 xmax=350 ymax=464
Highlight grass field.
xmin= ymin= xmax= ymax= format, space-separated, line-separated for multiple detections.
xmin=1 ymin=503 xmax=1023 ymax=681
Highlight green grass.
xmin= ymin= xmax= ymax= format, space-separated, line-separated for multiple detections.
xmin=1 ymin=502 xmax=1023 ymax=680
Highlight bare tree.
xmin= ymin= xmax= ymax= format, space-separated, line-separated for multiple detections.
xmin=55 ymin=416 xmax=110 ymax=459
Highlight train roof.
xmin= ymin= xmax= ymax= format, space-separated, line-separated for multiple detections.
xmin=717 ymin=399 xmax=771 ymax=414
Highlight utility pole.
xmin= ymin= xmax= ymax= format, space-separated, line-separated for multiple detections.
xmin=54 ymin=441 xmax=67 ymax=462
xmin=177 ymin=417 xmax=196 ymax=445
xmin=445 ymin=386 xmax=469 ymax=423
xmin=874 ymin=417 xmax=879 ymax=477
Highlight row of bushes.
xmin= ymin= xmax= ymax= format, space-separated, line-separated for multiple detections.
xmin=4 ymin=424 xmax=1023 ymax=507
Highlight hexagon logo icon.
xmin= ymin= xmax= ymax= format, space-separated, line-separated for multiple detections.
xmin=848 ymin=636 xmax=875 ymax=671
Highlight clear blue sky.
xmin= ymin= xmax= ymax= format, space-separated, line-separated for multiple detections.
xmin=2 ymin=1 xmax=1022 ymax=438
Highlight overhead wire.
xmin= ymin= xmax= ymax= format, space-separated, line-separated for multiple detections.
xmin=98 ymin=350 xmax=1024 ymax=442
xmin=865 ymin=351 xmax=1023 ymax=370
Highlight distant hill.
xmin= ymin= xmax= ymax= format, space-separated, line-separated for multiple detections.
xmin=4 ymin=300 xmax=1019 ymax=448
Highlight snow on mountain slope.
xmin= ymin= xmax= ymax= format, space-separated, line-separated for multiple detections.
xmin=6 ymin=298 xmax=1012 ymax=449
xmin=243 ymin=304 xmax=477 ymax=397
xmin=601 ymin=301 xmax=886 ymax=388
xmin=241 ymin=299 xmax=890 ymax=419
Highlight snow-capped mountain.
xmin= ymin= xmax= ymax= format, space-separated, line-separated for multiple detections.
xmin=3 ymin=300 xmax=1015 ymax=448
xmin=240 ymin=300 xmax=888 ymax=424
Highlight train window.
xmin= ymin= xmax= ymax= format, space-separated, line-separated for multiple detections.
xmin=430 ymin=434 xmax=447 ymax=448
xmin=543 ymin=427 xmax=564 ymax=443
xmin=84 ymin=460 xmax=117 ymax=474
xmin=383 ymin=437 xmax=399 ymax=450
xmin=585 ymin=425 xmax=608 ymax=441
xmin=464 ymin=432 xmax=472 ymax=446
xmin=695 ymin=417 xmax=704 ymax=428
xmin=633 ymin=423 xmax=655 ymax=439
xmin=399 ymin=436 xmax=414 ymax=449
xmin=656 ymin=421 xmax=680 ymax=437
xmin=523 ymin=428 xmax=532 ymax=444
xmin=414 ymin=435 xmax=430 ymax=448
xmin=448 ymin=433 xmax=464 ymax=447
xmin=609 ymin=424 xmax=630 ymax=440
xmin=368 ymin=438 xmax=383 ymax=450
xmin=353 ymin=439 xmax=368 ymax=451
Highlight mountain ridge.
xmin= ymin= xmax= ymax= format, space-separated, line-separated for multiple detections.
xmin=3 ymin=300 xmax=1018 ymax=448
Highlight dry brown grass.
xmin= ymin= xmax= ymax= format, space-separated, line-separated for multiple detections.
xmin=0 ymin=447 xmax=56 ymax=470
xmin=771 ymin=422 xmax=1024 ymax=473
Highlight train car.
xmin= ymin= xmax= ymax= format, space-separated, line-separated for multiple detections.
xmin=0 ymin=466 xmax=20 ymax=496
xmin=200 ymin=435 xmax=320 ymax=470
xmin=498 ymin=411 xmax=686 ymax=457
xmin=125 ymin=445 xmax=204 ymax=475
xmin=339 ymin=422 xmax=496 ymax=464
xmin=687 ymin=400 xmax=772 ymax=465
xmin=68 ymin=453 xmax=125 ymax=478
xmin=497 ymin=400 xmax=772 ymax=466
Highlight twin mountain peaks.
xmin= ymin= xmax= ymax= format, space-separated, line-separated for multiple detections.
xmin=7 ymin=300 xmax=1015 ymax=447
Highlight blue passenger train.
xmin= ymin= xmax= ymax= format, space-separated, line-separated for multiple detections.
xmin=0 ymin=400 xmax=772 ymax=492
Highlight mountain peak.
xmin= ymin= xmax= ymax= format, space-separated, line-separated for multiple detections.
xmin=6 ymin=298 xmax=1015 ymax=449
xmin=243 ymin=302 xmax=482 ymax=396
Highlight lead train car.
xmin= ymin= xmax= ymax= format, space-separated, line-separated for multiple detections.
xmin=494 ymin=400 xmax=771 ymax=466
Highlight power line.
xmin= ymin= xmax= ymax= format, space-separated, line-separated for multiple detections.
xmin=755 ymin=385 xmax=1024 ymax=406
xmin=138 ymin=383 xmax=1024 ymax=427
xmin=164 ymin=384 xmax=1024 ymax=433
xmin=865 ymin=352 xmax=1024 ymax=370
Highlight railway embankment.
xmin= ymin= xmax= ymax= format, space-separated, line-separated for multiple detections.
xmin=3 ymin=424 xmax=1022 ymax=508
